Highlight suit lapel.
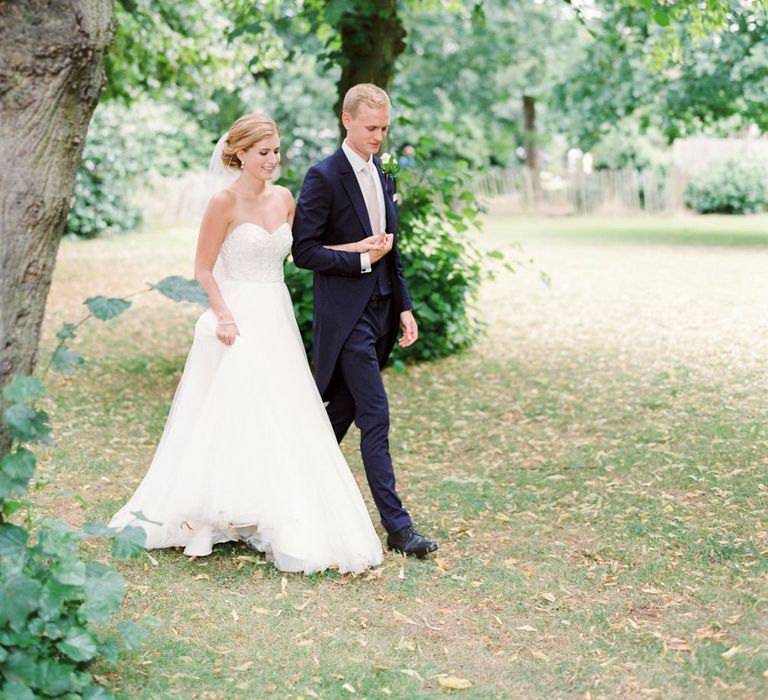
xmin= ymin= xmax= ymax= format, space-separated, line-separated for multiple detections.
xmin=374 ymin=157 xmax=397 ymax=234
xmin=335 ymin=149 xmax=373 ymax=237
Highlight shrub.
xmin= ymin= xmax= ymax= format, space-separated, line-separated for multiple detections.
xmin=67 ymin=101 xmax=211 ymax=239
xmin=684 ymin=158 xmax=768 ymax=214
xmin=0 ymin=376 xmax=148 ymax=699
xmin=283 ymin=152 xmax=494 ymax=364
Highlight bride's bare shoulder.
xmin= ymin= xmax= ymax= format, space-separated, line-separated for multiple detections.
xmin=204 ymin=189 xmax=238 ymax=216
xmin=271 ymin=185 xmax=295 ymax=203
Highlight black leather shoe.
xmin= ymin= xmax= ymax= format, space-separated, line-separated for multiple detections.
xmin=386 ymin=526 xmax=439 ymax=558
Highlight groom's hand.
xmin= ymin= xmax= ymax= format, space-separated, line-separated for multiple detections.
xmin=369 ymin=233 xmax=393 ymax=264
xmin=398 ymin=310 xmax=418 ymax=348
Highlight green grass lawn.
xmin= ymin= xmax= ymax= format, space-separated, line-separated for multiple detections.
xmin=33 ymin=214 xmax=768 ymax=698
xmin=481 ymin=212 xmax=768 ymax=248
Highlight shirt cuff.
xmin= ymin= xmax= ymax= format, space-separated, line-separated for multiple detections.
xmin=360 ymin=252 xmax=372 ymax=273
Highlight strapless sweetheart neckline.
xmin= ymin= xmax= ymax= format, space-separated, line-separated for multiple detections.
xmin=228 ymin=221 xmax=291 ymax=238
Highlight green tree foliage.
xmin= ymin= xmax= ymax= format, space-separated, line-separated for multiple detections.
xmin=554 ymin=0 xmax=768 ymax=147
xmin=67 ymin=101 xmax=212 ymax=238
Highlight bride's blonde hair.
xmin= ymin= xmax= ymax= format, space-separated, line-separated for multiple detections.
xmin=220 ymin=113 xmax=280 ymax=170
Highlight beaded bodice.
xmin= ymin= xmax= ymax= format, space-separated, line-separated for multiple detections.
xmin=219 ymin=223 xmax=292 ymax=283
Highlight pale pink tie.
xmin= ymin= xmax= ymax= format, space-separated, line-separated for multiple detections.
xmin=362 ymin=163 xmax=382 ymax=236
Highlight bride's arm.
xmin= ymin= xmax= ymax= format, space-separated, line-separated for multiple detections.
xmin=324 ymin=237 xmax=384 ymax=253
xmin=194 ymin=193 xmax=239 ymax=346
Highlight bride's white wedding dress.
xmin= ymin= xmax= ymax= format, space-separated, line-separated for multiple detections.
xmin=109 ymin=222 xmax=383 ymax=574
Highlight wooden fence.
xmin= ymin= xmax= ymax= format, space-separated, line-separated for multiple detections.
xmin=137 ymin=167 xmax=685 ymax=226
xmin=474 ymin=168 xmax=682 ymax=214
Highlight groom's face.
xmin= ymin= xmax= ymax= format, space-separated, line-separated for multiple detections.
xmin=343 ymin=104 xmax=390 ymax=160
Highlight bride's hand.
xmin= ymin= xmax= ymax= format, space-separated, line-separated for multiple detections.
xmin=216 ymin=320 xmax=239 ymax=346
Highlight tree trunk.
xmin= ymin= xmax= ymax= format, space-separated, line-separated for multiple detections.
xmin=332 ymin=0 xmax=407 ymax=141
xmin=0 ymin=1 xmax=114 ymax=453
xmin=522 ymin=94 xmax=540 ymax=196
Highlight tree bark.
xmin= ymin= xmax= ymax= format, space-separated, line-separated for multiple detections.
xmin=0 ymin=1 xmax=114 ymax=452
xmin=522 ymin=94 xmax=541 ymax=202
xmin=332 ymin=0 xmax=407 ymax=141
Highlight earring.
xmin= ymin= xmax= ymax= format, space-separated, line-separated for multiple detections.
xmin=239 ymin=160 xmax=244 ymax=169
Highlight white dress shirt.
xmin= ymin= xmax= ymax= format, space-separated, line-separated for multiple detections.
xmin=342 ymin=140 xmax=386 ymax=273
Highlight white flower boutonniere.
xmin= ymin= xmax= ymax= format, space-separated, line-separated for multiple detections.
xmin=380 ymin=152 xmax=400 ymax=178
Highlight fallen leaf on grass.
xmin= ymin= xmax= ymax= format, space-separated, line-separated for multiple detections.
xmin=399 ymin=669 xmax=424 ymax=681
xmin=393 ymin=609 xmax=419 ymax=625
xmin=539 ymin=592 xmax=556 ymax=603
xmin=342 ymin=683 xmax=356 ymax=693
xmin=495 ymin=513 xmax=511 ymax=522
xmin=251 ymin=606 xmax=271 ymax=615
xmin=422 ymin=615 xmax=444 ymax=631
xmin=434 ymin=557 xmax=450 ymax=571
xmin=530 ymin=650 xmax=550 ymax=662
xmin=437 ymin=675 xmax=473 ymax=690
xmin=230 ymin=609 xmax=239 ymax=622
xmin=517 ymin=624 xmax=537 ymax=632
xmin=293 ymin=600 xmax=311 ymax=611
xmin=721 ymin=646 xmax=744 ymax=659
xmin=193 ymin=574 xmax=209 ymax=580
xmin=666 ymin=638 xmax=691 ymax=652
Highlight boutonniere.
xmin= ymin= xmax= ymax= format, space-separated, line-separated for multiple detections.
xmin=380 ymin=152 xmax=400 ymax=179
xmin=393 ymin=192 xmax=402 ymax=205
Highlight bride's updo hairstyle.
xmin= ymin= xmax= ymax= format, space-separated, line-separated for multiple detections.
xmin=220 ymin=113 xmax=280 ymax=170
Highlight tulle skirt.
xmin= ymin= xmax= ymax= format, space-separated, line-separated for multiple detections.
xmin=109 ymin=279 xmax=383 ymax=574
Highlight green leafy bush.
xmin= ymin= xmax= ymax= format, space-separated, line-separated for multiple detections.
xmin=67 ymin=101 xmax=211 ymax=239
xmin=684 ymin=158 xmax=768 ymax=214
xmin=283 ymin=152 xmax=493 ymax=364
xmin=0 ymin=376 xmax=148 ymax=699
xmin=0 ymin=278 xmax=205 ymax=698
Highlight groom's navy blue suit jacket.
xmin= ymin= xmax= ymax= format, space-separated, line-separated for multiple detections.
xmin=292 ymin=148 xmax=412 ymax=399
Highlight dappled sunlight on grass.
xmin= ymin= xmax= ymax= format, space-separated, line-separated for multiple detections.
xmin=33 ymin=216 xmax=768 ymax=697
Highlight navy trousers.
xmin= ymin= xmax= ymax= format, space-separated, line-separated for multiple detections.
xmin=325 ymin=297 xmax=412 ymax=533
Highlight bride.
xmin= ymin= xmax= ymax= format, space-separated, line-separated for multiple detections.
xmin=109 ymin=113 xmax=385 ymax=574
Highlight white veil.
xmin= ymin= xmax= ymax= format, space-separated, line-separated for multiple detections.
xmin=207 ymin=132 xmax=241 ymax=284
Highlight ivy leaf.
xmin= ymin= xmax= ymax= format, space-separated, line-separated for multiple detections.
xmin=0 ymin=574 xmax=42 ymax=630
xmin=83 ymin=686 xmax=116 ymax=700
xmin=0 ymin=523 xmax=29 ymax=560
xmin=51 ymin=558 xmax=87 ymax=587
xmin=0 ymin=681 xmax=35 ymax=700
xmin=32 ymin=657 xmax=81 ymax=695
xmin=3 ymin=404 xmax=52 ymax=444
xmin=51 ymin=346 xmax=84 ymax=376
xmin=56 ymin=322 xmax=78 ymax=341
xmin=97 ymin=636 xmax=121 ymax=665
xmin=2 ymin=375 xmax=46 ymax=403
xmin=84 ymin=296 xmax=131 ymax=321
xmin=81 ymin=522 xmax=113 ymax=538
xmin=654 ymin=9 xmax=671 ymax=26
xmin=111 ymin=525 xmax=147 ymax=560
xmin=83 ymin=563 xmax=125 ymax=625
xmin=0 ymin=448 xmax=36 ymax=499
xmin=57 ymin=628 xmax=99 ymax=662
xmin=117 ymin=620 xmax=149 ymax=650
xmin=148 ymin=275 xmax=208 ymax=306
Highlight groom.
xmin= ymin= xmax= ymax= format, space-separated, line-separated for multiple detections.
xmin=292 ymin=83 xmax=438 ymax=558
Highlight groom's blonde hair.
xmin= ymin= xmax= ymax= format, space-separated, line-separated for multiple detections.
xmin=342 ymin=84 xmax=391 ymax=117
xmin=221 ymin=113 xmax=280 ymax=170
